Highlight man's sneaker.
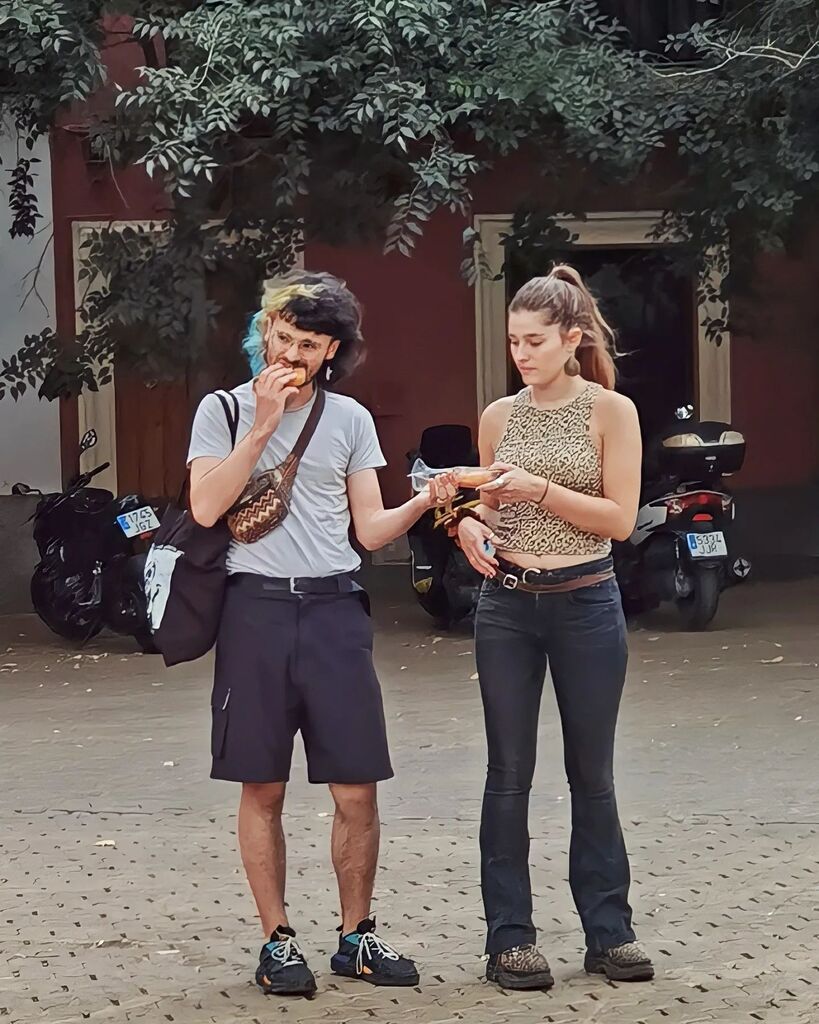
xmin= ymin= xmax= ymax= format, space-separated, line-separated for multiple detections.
xmin=585 ymin=942 xmax=654 ymax=982
xmin=255 ymin=926 xmax=317 ymax=997
xmin=486 ymin=944 xmax=555 ymax=990
xmin=330 ymin=918 xmax=419 ymax=987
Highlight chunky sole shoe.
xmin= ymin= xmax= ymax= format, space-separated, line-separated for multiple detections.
xmin=486 ymin=960 xmax=554 ymax=991
xmin=584 ymin=952 xmax=654 ymax=982
xmin=255 ymin=963 xmax=317 ymax=997
xmin=330 ymin=952 xmax=419 ymax=987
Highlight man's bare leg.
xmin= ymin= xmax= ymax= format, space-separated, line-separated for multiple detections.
xmin=329 ymin=782 xmax=380 ymax=933
xmin=238 ymin=782 xmax=288 ymax=936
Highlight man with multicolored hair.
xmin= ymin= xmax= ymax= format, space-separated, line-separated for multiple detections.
xmin=186 ymin=270 xmax=455 ymax=997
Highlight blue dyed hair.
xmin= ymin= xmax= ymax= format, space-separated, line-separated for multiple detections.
xmin=241 ymin=310 xmax=266 ymax=378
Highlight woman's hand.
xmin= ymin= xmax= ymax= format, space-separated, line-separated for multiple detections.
xmin=457 ymin=517 xmax=499 ymax=577
xmin=481 ymin=462 xmax=548 ymax=505
xmin=421 ymin=472 xmax=458 ymax=510
xmin=251 ymin=365 xmax=301 ymax=437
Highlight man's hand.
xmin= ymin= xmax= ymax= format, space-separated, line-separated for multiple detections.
xmin=251 ymin=365 xmax=301 ymax=438
xmin=480 ymin=462 xmax=548 ymax=505
xmin=457 ymin=517 xmax=499 ymax=577
xmin=421 ymin=472 xmax=458 ymax=510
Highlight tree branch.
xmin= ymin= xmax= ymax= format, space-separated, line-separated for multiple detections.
xmin=656 ymin=36 xmax=819 ymax=78
xmin=19 ymin=229 xmax=54 ymax=316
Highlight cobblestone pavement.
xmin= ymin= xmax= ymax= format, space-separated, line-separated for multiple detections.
xmin=2 ymin=577 xmax=819 ymax=1024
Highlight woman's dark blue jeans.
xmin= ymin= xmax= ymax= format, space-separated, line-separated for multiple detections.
xmin=475 ymin=557 xmax=636 ymax=956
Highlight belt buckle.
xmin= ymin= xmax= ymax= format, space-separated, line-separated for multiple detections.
xmin=502 ymin=573 xmax=519 ymax=590
xmin=521 ymin=568 xmax=540 ymax=586
xmin=289 ymin=577 xmax=306 ymax=595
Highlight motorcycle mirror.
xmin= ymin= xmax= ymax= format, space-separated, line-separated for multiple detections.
xmin=80 ymin=429 xmax=98 ymax=452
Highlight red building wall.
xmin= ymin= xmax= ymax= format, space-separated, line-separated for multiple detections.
xmin=306 ymin=211 xmax=477 ymax=505
xmin=730 ymin=243 xmax=819 ymax=490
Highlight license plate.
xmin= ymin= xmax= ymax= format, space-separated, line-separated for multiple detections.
xmin=117 ymin=506 xmax=160 ymax=538
xmin=687 ymin=531 xmax=727 ymax=558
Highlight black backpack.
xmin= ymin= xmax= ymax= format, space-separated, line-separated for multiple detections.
xmin=144 ymin=392 xmax=238 ymax=666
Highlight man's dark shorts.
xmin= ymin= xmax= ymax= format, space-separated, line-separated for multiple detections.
xmin=210 ymin=573 xmax=393 ymax=785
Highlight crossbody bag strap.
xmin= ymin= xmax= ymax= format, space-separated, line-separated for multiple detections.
xmin=289 ymin=387 xmax=326 ymax=461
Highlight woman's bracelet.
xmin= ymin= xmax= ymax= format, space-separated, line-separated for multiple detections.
xmin=537 ymin=479 xmax=551 ymax=506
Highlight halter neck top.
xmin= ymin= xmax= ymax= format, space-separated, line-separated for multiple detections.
xmin=493 ymin=383 xmax=610 ymax=557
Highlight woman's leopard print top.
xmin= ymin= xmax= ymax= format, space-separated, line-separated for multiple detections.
xmin=493 ymin=383 xmax=611 ymax=557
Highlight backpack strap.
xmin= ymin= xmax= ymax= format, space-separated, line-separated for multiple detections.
xmin=215 ymin=390 xmax=240 ymax=449
xmin=174 ymin=390 xmax=240 ymax=510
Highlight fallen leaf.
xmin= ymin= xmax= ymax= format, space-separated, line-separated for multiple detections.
xmin=95 ymin=839 xmax=116 ymax=848
xmin=760 ymin=656 xmax=784 ymax=665
xmin=163 ymin=760 xmax=176 ymax=767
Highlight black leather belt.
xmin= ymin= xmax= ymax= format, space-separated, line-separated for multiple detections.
xmin=230 ymin=571 xmax=359 ymax=596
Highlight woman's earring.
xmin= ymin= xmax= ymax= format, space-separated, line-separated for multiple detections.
xmin=326 ymin=364 xmax=333 ymax=382
xmin=564 ymin=353 xmax=580 ymax=376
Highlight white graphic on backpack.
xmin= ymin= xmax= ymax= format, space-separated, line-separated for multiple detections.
xmin=144 ymin=545 xmax=183 ymax=632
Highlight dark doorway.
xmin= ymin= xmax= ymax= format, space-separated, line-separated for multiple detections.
xmin=505 ymin=247 xmax=696 ymax=441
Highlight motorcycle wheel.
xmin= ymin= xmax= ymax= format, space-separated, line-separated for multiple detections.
xmin=677 ymin=566 xmax=720 ymax=631
xmin=103 ymin=555 xmax=158 ymax=653
xmin=30 ymin=565 xmax=103 ymax=643
xmin=441 ymin=549 xmax=480 ymax=628
xmin=417 ymin=587 xmax=452 ymax=629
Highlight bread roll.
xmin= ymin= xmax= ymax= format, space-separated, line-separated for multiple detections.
xmin=455 ymin=468 xmax=503 ymax=488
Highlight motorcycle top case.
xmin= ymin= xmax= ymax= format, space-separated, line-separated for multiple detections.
xmin=659 ymin=421 xmax=746 ymax=478
xmin=144 ymin=391 xmax=238 ymax=667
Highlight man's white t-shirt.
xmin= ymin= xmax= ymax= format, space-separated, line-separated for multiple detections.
xmin=187 ymin=384 xmax=386 ymax=578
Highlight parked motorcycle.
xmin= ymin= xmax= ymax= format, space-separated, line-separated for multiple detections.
xmin=614 ymin=407 xmax=751 ymax=630
xmin=13 ymin=430 xmax=165 ymax=651
xmin=406 ymin=424 xmax=483 ymax=628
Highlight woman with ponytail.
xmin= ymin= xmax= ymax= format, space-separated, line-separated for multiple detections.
xmin=455 ymin=265 xmax=652 ymax=989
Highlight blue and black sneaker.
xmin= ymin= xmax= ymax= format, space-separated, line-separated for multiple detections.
xmin=330 ymin=918 xmax=419 ymax=987
xmin=255 ymin=925 xmax=317 ymax=997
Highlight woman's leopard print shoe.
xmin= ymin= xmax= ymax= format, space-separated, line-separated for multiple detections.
xmin=486 ymin=944 xmax=555 ymax=990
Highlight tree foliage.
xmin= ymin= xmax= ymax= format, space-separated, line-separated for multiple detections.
xmin=0 ymin=0 xmax=816 ymax=399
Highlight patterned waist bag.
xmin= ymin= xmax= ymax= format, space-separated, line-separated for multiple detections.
xmin=226 ymin=388 xmax=325 ymax=545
